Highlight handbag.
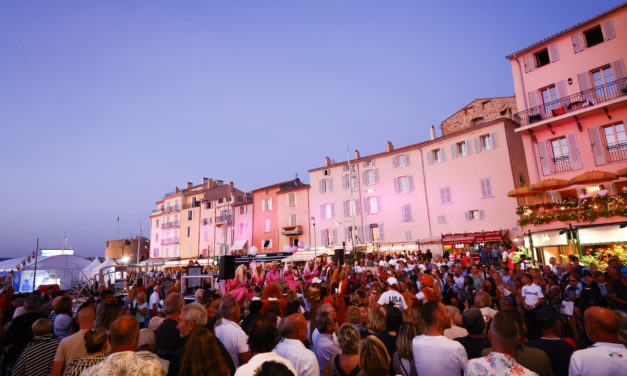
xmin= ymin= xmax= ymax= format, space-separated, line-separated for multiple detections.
xmin=560 ymin=300 xmax=574 ymax=316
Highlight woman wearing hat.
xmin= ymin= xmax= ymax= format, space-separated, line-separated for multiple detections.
xmin=266 ymin=262 xmax=282 ymax=285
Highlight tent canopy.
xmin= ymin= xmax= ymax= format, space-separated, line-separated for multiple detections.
xmin=95 ymin=257 xmax=118 ymax=270
xmin=83 ymin=258 xmax=102 ymax=271
xmin=23 ymin=255 xmax=90 ymax=270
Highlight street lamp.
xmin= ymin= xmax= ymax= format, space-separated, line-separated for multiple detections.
xmin=311 ymin=217 xmax=316 ymax=261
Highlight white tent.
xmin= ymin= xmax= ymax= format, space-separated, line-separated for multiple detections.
xmin=83 ymin=258 xmax=101 ymax=271
xmin=95 ymin=257 xmax=118 ymax=270
xmin=0 ymin=255 xmax=91 ymax=292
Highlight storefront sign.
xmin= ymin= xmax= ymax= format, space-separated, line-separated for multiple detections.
xmin=442 ymin=231 xmax=504 ymax=245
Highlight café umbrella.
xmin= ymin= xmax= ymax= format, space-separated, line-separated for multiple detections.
xmin=568 ymin=170 xmax=618 ymax=185
xmin=616 ymin=167 xmax=627 ymax=177
xmin=530 ymin=179 xmax=570 ymax=191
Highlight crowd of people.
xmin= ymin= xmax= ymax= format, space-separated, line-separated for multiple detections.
xmin=0 ymin=245 xmax=626 ymax=376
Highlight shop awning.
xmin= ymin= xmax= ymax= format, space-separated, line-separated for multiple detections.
xmin=577 ymin=224 xmax=627 ymax=245
xmin=281 ymin=225 xmax=303 ymax=236
xmin=507 ymin=186 xmax=535 ymax=197
xmin=568 ymin=170 xmax=618 ymax=185
xmin=442 ymin=230 xmax=506 ymax=245
xmin=230 ymin=240 xmax=248 ymax=251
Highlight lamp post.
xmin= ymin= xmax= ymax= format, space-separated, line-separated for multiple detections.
xmin=311 ymin=217 xmax=317 ymax=261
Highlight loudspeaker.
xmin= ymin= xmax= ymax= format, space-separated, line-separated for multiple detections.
xmin=334 ymin=248 xmax=344 ymax=266
xmin=219 ymin=256 xmax=236 ymax=280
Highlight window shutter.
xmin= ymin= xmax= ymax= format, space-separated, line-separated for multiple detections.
xmin=566 ymin=133 xmax=583 ymax=170
xmin=578 ymin=72 xmax=591 ymax=91
xmin=548 ymin=43 xmax=560 ymax=62
xmin=366 ymin=227 xmax=372 ymax=243
xmin=588 ymin=127 xmax=607 ymax=165
xmin=405 ymin=154 xmax=410 ymax=165
xmin=401 ymin=206 xmax=406 ymax=222
xmin=378 ymin=224 xmax=385 ymax=242
xmin=473 ymin=137 xmax=480 ymax=153
xmin=394 ymin=177 xmax=400 ymax=193
xmin=319 ymin=180 xmax=325 ymax=193
xmin=523 ymin=54 xmax=534 ymax=72
xmin=572 ymin=33 xmax=583 ymax=53
xmin=392 ymin=156 xmax=398 ymax=168
xmin=406 ymin=205 xmax=413 ymax=221
xmin=490 ymin=132 xmax=498 ymax=148
xmin=556 ymin=80 xmax=567 ymax=99
xmin=451 ymin=144 xmax=457 ymax=159
xmin=408 ymin=175 xmax=415 ymax=192
xmin=464 ymin=212 xmax=470 ymax=221
xmin=465 ymin=139 xmax=473 ymax=155
xmin=322 ymin=230 xmax=328 ymax=246
xmin=377 ymin=196 xmax=382 ymax=213
xmin=611 ymin=59 xmax=626 ymax=80
xmin=528 ymin=91 xmax=539 ymax=108
xmin=374 ymin=169 xmax=379 ymax=184
xmin=479 ymin=209 xmax=485 ymax=219
xmin=480 ymin=179 xmax=486 ymax=197
xmin=332 ymin=229 xmax=337 ymax=245
xmin=342 ymin=175 xmax=349 ymax=190
xmin=362 ymin=171 xmax=368 ymax=185
xmin=344 ymin=227 xmax=349 ymax=241
xmin=320 ymin=204 xmax=325 ymax=220
xmin=331 ymin=203 xmax=335 ymax=219
xmin=426 ymin=151 xmax=433 ymax=165
xmin=343 ymin=201 xmax=349 ymax=217
xmin=439 ymin=147 xmax=446 ymax=162
xmin=328 ymin=178 xmax=333 ymax=192
xmin=355 ymin=200 xmax=361 ymax=215
xmin=363 ymin=198 xmax=370 ymax=214
xmin=537 ymin=141 xmax=552 ymax=176
xmin=602 ymin=19 xmax=616 ymax=40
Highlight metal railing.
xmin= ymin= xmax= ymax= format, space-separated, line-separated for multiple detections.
xmin=161 ymin=222 xmax=180 ymax=229
xmin=551 ymin=155 xmax=572 ymax=173
xmin=161 ymin=238 xmax=180 ymax=245
xmin=164 ymin=207 xmax=180 ymax=213
xmin=606 ymin=141 xmax=627 ymax=162
xmin=513 ymin=77 xmax=627 ymax=127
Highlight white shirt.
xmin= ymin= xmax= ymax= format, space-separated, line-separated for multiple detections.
xmin=377 ymin=289 xmax=408 ymax=310
xmin=568 ymin=342 xmax=627 ymax=376
xmin=412 ymin=335 xmax=467 ymax=376
xmin=234 ymin=351 xmax=296 ymax=376
xmin=274 ymin=338 xmax=319 ymax=376
xmin=522 ymin=283 xmax=544 ymax=306
xmin=215 ymin=319 xmax=249 ymax=369
xmin=149 ymin=291 xmax=160 ymax=310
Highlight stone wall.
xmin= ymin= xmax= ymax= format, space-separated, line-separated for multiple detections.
xmin=442 ymin=97 xmax=518 ymax=135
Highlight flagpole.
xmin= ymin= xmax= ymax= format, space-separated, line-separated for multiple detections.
xmin=136 ymin=221 xmax=142 ymax=280
xmin=33 ymin=237 xmax=39 ymax=293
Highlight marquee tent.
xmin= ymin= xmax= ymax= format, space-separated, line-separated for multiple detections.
xmin=0 ymin=255 xmax=90 ymax=292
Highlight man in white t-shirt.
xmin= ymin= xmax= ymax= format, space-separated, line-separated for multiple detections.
xmin=377 ymin=277 xmax=408 ymax=310
xmin=569 ymin=307 xmax=626 ymax=376
xmin=412 ymin=301 xmax=468 ymax=376
xmin=215 ymin=297 xmax=250 ymax=368
xmin=521 ymin=273 xmax=544 ymax=340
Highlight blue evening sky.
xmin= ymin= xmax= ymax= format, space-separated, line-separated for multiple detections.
xmin=0 ymin=1 xmax=622 ymax=257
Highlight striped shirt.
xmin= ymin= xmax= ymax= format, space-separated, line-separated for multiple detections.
xmin=65 ymin=354 xmax=108 ymax=376
xmin=12 ymin=334 xmax=60 ymax=376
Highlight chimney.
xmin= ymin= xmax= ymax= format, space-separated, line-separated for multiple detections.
xmin=230 ymin=181 xmax=234 ymax=187
xmin=216 ymin=180 xmax=224 ymax=185
xmin=202 ymin=177 xmax=209 ymax=188
xmin=187 ymin=182 xmax=193 ymax=189
xmin=430 ymin=125 xmax=436 ymax=140
xmin=385 ymin=140 xmax=394 ymax=152
xmin=324 ymin=156 xmax=331 ymax=167
xmin=354 ymin=149 xmax=360 ymax=159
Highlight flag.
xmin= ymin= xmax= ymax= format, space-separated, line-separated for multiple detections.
xmin=32 ymin=251 xmax=36 ymax=258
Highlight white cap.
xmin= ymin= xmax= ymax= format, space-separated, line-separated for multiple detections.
xmin=312 ymin=277 xmax=323 ymax=284
xmin=416 ymin=292 xmax=426 ymax=301
xmin=386 ymin=277 xmax=398 ymax=286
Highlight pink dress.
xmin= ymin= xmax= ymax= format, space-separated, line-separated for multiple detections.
xmin=284 ymin=271 xmax=300 ymax=290
xmin=266 ymin=269 xmax=282 ymax=285
xmin=227 ymin=278 xmax=248 ymax=302
xmin=304 ymin=268 xmax=318 ymax=284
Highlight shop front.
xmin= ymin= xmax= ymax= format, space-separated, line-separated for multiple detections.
xmin=441 ymin=230 xmax=508 ymax=260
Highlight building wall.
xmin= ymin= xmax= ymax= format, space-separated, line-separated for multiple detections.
xmin=252 ymin=187 xmax=280 ymax=253
xmin=277 ymin=187 xmax=311 ymax=251
xmin=423 ymin=120 xmax=525 ymax=238
xmin=180 ymin=192 xmax=203 ymax=259
xmin=509 ymin=6 xmax=627 ymax=114
xmin=441 ymin=97 xmax=517 ymax=135
xmin=232 ymin=202 xmax=253 ymax=254
xmin=105 ymin=237 xmax=150 ymax=263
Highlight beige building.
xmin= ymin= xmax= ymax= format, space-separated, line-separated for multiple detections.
xmin=105 ymin=237 xmax=150 ymax=263
xmin=441 ymin=97 xmax=517 ymax=135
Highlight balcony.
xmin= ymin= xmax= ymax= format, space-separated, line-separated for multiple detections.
xmin=161 ymin=238 xmax=180 ymax=245
xmin=164 ymin=207 xmax=180 ymax=214
xmin=161 ymin=222 xmax=180 ymax=229
xmin=513 ymin=78 xmax=627 ymax=127
xmin=281 ymin=225 xmax=303 ymax=236
xmin=551 ymin=155 xmax=572 ymax=173
xmin=606 ymin=141 xmax=627 ymax=162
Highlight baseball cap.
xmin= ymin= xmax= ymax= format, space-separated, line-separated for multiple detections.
xmin=386 ymin=277 xmax=398 ymax=286
xmin=137 ymin=328 xmax=156 ymax=349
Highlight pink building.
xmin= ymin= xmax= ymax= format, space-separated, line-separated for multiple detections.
xmin=232 ymin=198 xmax=253 ymax=255
xmin=506 ymin=3 xmax=627 ymax=261
xmin=251 ymin=178 xmax=310 ymax=254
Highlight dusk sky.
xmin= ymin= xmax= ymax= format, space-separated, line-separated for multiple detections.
xmin=0 ymin=1 xmax=622 ymax=258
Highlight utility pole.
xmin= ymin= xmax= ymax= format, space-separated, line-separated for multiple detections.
xmin=312 ymin=217 xmax=317 ymax=261
xmin=136 ymin=221 xmax=142 ymax=279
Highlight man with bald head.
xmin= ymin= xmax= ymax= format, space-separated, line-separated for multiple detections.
xmin=81 ymin=315 xmax=165 ymax=376
xmin=51 ymin=306 xmax=97 ymax=376
xmin=274 ymin=313 xmax=320 ymax=376
xmin=568 ymin=307 xmax=626 ymax=375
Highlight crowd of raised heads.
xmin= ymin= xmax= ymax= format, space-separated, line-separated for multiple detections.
xmin=0 ymin=244 xmax=626 ymax=376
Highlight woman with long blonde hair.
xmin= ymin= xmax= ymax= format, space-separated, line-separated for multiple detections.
xmin=226 ymin=264 xmax=248 ymax=303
